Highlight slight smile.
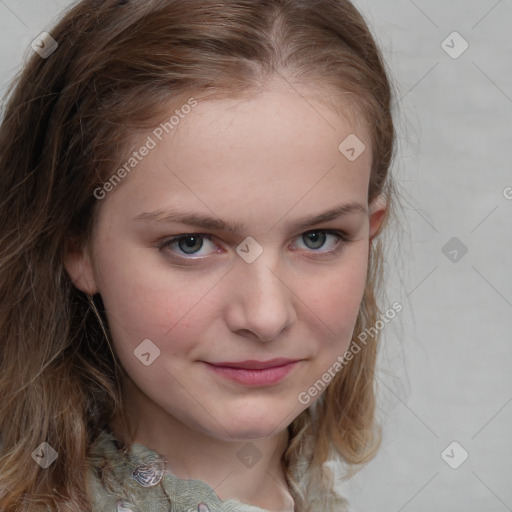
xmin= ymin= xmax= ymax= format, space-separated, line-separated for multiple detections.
xmin=203 ymin=358 xmax=303 ymax=386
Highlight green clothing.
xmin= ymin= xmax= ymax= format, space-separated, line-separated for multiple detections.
xmin=87 ymin=428 xmax=350 ymax=512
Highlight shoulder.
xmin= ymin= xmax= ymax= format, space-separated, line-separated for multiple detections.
xmin=86 ymin=428 xmax=130 ymax=511
xmin=86 ymin=428 xmax=174 ymax=512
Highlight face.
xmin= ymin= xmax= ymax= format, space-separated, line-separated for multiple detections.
xmin=65 ymin=81 xmax=386 ymax=441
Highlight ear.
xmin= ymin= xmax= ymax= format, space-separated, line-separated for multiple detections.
xmin=62 ymin=237 xmax=99 ymax=295
xmin=368 ymin=194 xmax=387 ymax=242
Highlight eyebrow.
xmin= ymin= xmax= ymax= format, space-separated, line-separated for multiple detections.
xmin=133 ymin=201 xmax=367 ymax=234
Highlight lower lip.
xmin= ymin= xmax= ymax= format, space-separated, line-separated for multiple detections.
xmin=204 ymin=361 xmax=299 ymax=386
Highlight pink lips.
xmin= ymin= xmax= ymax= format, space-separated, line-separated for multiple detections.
xmin=204 ymin=358 xmax=300 ymax=386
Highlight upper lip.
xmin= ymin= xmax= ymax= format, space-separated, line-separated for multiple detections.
xmin=206 ymin=358 xmax=300 ymax=370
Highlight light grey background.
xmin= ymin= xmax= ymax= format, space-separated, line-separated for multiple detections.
xmin=1 ymin=1 xmax=511 ymax=511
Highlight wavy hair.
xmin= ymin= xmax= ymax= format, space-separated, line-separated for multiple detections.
xmin=0 ymin=0 xmax=398 ymax=510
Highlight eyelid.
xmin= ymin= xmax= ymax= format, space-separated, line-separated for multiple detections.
xmin=157 ymin=229 xmax=351 ymax=259
xmin=291 ymin=229 xmax=349 ymax=255
xmin=156 ymin=233 xmax=219 ymax=258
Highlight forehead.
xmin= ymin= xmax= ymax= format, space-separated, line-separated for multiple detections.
xmin=95 ymin=82 xmax=372 ymax=231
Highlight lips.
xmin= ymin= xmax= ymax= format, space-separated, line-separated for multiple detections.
xmin=207 ymin=358 xmax=299 ymax=370
xmin=203 ymin=358 xmax=302 ymax=386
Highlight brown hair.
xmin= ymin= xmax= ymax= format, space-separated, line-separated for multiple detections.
xmin=0 ymin=0 xmax=398 ymax=510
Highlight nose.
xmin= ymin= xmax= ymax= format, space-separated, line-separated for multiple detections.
xmin=225 ymin=254 xmax=297 ymax=342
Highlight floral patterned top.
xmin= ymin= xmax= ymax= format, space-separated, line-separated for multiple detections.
xmin=86 ymin=428 xmax=351 ymax=512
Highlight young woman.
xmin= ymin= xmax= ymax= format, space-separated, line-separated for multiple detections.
xmin=0 ymin=1 xmax=398 ymax=510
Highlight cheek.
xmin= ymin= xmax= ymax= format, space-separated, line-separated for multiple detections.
xmin=294 ymin=251 xmax=368 ymax=391
xmin=301 ymin=248 xmax=369 ymax=336
xmin=93 ymin=246 xmax=221 ymax=357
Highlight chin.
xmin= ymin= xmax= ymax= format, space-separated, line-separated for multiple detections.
xmin=219 ymin=424 xmax=286 ymax=441
xmin=205 ymin=410 xmax=295 ymax=441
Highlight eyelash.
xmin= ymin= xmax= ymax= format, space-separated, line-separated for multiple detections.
xmin=156 ymin=229 xmax=351 ymax=261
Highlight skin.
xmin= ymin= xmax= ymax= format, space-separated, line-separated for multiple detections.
xmin=64 ymin=78 xmax=387 ymax=512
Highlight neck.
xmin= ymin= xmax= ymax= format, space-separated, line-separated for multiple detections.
xmin=110 ymin=378 xmax=295 ymax=512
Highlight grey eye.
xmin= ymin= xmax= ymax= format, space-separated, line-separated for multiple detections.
xmin=177 ymin=235 xmax=204 ymax=254
xmin=302 ymin=231 xmax=327 ymax=249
